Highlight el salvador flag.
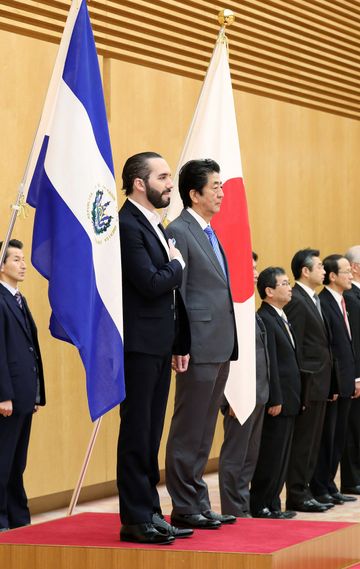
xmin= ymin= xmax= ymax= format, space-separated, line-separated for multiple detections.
xmin=25 ymin=0 xmax=125 ymax=420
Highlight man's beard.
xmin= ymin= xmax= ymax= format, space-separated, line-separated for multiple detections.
xmin=145 ymin=180 xmax=171 ymax=209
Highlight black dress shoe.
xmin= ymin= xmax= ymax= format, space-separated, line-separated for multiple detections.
xmin=152 ymin=513 xmax=193 ymax=538
xmin=316 ymin=493 xmax=344 ymax=505
xmin=171 ymin=513 xmax=221 ymax=529
xmin=341 ymin=485 xmax=360 ymax=495
xmin=287 ymin=499 xmax=331 ymax=513
xmin=272 ymin=509 xmax=297 ymax=519
xmin=331 ymin=491 xmax=357 ymax=503
xmin=120 ymin=523 xmax=175 ymax=544
xmin=252 ymin=507 xmax=279 ymax=518
xmin=202 ymin=509 xmax=236 ymax=524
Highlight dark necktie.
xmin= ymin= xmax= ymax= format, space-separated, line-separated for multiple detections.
xmin=15 ymin=291 xmax=23 ymax=310
xmin=204 ymin=226 xmax=227 ymax=279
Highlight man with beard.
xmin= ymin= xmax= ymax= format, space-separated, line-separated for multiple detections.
xmin=117 ymin=152 xmax=191 ymax=544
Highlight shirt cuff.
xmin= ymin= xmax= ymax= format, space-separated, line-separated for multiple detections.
xmin=173 ymin=257 xmax=185 ymax=270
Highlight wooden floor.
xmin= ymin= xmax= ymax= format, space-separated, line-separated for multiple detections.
xmin=30 ymin=472 xmax=360 ymax=525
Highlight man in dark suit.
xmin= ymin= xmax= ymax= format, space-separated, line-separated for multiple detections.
xmin=117 ymin=152 xmax=191 ymax=544
xmin=165 ymin=159 xmax=237 ymax=529
xmin=284 ymin=249 xmax=333 ymax=513
xmin=310 ymin=254 xmax=360 ymax=505
xmin=341 ymin=246 xmax=360 ymax=494
xmin=250 ymin=267 xmax=301 ymax=518
xmin=219 ymin=251 xmax=269 ymax=518
xmin=0 ymin=239 xmax=45 ymax=531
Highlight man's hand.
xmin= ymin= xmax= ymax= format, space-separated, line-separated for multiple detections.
xmin=168 ymin=240 xmax=183 ymax=262
xmin=172 ymin=354 xmax=190 ymax=373
xmin=268 ymin=404 xmax=282 ymax=417
xmin=352 ymin=383 xmax=360 ymax=399
xmin=328 ymin=393 xmax=339 ymax=402
xmin=0 ymin=400 xmax=13 ymax=417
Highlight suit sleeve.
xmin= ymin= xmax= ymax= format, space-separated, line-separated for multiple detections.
xmin=0 ymin=303 xmax=15 ymax=402
xmin=260 ymin=315 xmax=283 ymax=407
xmin=284 ymin=297 xmax=306 ymax=368
xmin=120 ymin=220 xmax=183 ymax=299
xmin=168 ymin=226 xmax=189 ymax=303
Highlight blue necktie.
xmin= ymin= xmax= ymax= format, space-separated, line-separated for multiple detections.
xmin=204 ymin=226 xmax=227 ymax=279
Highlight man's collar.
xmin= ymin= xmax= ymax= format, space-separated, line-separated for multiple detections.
xmin=128 ymin=198 xmax=161 ymax=226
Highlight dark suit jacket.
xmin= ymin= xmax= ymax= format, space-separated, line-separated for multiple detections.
xmin=0 ymin=285 xmax=45 ymax=414
xmin=167 ymin=209 xmax=237 ymax=364
xmin=119 ymin=199 xmax=190 ymax=356
xmin=344 ymin=284 xmax=360 ymax=375
xmin=257 ymin=302 xmax=301 ymax=416
xmin=319 ymin=287 xmax=356 ymax=398
xmin=284 ymin=283 xmax=332 ymax=401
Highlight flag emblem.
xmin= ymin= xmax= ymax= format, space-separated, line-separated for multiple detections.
xmin=89 ymin=185 xmax=115 ymax=239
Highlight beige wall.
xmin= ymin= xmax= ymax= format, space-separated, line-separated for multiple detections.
xmin=1 ymin=28 xmax=360 ymax=506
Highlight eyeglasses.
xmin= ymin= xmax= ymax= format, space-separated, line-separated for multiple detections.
xmin=338 ymin=270 xmax=352 ymax=275
xmin=270 ymin=280 xmax=291 ymax=288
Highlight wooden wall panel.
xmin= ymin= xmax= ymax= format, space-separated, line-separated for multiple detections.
xmin=0 ymin=0 xmax=360 ymax=508
xmin=0 ymin=0 xmax=359 ymax=119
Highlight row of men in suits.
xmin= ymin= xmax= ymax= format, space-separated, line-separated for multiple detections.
xmin=219 ymin=248 xmax=360 ymax=519
xmin=117 ymin=150 xmax=360 ymax=542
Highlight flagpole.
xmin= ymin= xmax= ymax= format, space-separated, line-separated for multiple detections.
xmin=0 ymin=0 xmax=83 ymax=265
xmin=67 ymin=417 xmax=103 ymax=516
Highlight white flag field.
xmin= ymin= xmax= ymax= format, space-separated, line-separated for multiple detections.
xmin=166 ymin=33 xmax=256 ymax=424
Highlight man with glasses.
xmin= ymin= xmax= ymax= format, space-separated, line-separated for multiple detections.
xmin=284 ymin=249 xmax=333 ymax=513
xmin=340 ymin=246 xmax=360 ymax=495
xmin=165 ymin=159 xmax=238 ymax=529
xmin=250 ymin=267 xmax=301 ymax=518
xmin=310 ymin=255 xmax=360 ymax=506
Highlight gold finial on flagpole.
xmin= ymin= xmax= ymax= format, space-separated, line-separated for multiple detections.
xmin=217 ymin=9 xmax=235 ymax=47
xmin=218 ymin=9 xmax=235 ymax=27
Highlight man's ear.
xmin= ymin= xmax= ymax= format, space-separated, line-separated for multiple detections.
xmin=133 ymin=177 xmax=145 ymax=193
xmin=189 ymin=189 xmax=198 ymax=205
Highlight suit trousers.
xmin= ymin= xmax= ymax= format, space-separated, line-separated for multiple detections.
xmin=286 ymin=400 xmax=327 ymax=506
xmin=219 ymin=403 xmax=265 ymax=516
xmin=310 ymin=396 xmax=352 ymax=496
xmin=250 ymin=413 xmax=295 ymax=514
xmin=0 ymin=413 xmax=32 ymax=529
xmin=340 ymin=398 xmax=360 ymax=489
xmin=166 ymin=361 xmax=230 ymax=515
xmin=117 ymin=352 xmax=172 ymax=524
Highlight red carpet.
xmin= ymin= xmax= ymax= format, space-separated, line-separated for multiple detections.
xmin=0 ymin=513 xmax=354 ymax=553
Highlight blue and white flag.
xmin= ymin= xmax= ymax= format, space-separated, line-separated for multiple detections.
xmin=24 ymin=0 xmax=125 ymax=421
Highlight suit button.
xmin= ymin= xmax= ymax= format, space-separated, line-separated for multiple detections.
xmin=33 ymin=366 xmax=37 ymax=372
xmin=29 ymin=347 xmax=34 ymax=352
xmin=170 ymin=304 xmax=175 ymax=310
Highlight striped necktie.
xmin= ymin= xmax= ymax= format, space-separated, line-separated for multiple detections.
xmin=15 ymin=291 xmax=23 ymax=310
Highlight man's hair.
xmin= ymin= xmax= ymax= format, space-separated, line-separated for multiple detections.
xmin=323 ymin=254 xmax=343 ymax=285
xmin=0 ymin=239 xmax=23 ymax=263
xmin=257 ymin=267 xmax=286 ymax=300
xmin=122 ymin=152 xmax=162 ymax=196
xmin=291 ymin=248 xmax=320 ymax=280
xmin=252 ymin=251 xmax=258 ymax=262
xmin=178 ymin=159 xmax=220 ymax=208
xmin=345 ymin=245 xmax=360 ymax=264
